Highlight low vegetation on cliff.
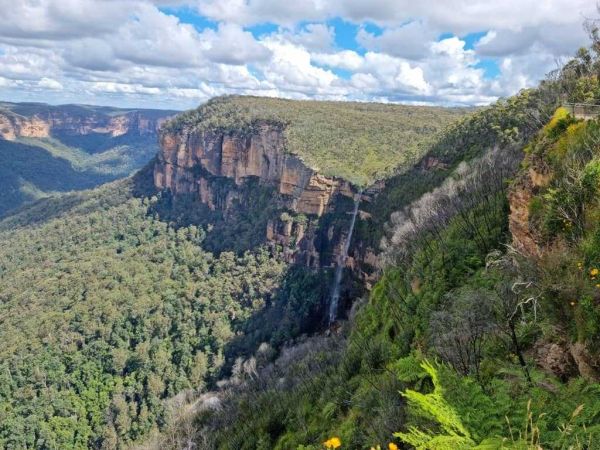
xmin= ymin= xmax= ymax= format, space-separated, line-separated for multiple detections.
xmin=163 ymin=96 xmax=468 ymax=185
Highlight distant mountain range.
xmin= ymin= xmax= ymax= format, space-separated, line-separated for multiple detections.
xmin=0 ymin=101 xmax=177 ymax=216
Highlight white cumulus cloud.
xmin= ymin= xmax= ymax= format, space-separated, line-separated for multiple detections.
xmin=0 ymin=0 xmax=594 ymax=109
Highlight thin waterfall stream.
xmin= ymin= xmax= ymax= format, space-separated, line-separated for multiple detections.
xmin=328 ymin=192 xmax=361 ymax=325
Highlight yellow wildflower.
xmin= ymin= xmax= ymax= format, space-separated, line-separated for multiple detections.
xmin=596 ymin=284 xmax=600 ymax=288
xmin=324 ymin=437 xmax=341 ymax=449
xmin=388 ymin=443 xmax=399 ymax=450
xmin=590 ymin=268 xmax=599 ymax=276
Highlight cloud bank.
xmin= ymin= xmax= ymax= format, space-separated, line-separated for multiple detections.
xmin=0 ymin=0 xmax=594 ymax=109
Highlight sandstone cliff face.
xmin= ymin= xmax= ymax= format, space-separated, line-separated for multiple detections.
xmin=508 ymin=174 xmax=539 ymax=257
xmin=154 ymin=124 xmax=355 ymax=217
xmin=508 ymin=162 xmax=551 ymax=257
xmin=154 ymin=123 xmax=381 ymax=276
xmin=0 ymin=110 xmax=168 ymax=141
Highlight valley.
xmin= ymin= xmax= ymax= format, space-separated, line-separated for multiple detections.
xmin=0 ymin=97 xmax=466 ymax=449
xmin=0 ymin=102 xmax=176 ymax=216
xmin=1 ymin=8 xmax=600 ymax=450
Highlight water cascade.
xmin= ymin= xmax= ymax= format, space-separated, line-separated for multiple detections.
xmin=328 ymin=192 xmax=361 ymax=325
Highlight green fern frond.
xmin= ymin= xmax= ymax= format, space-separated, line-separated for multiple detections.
xmin=395 ymin=360 xmax=476 ymax=449
xmin=391 ymin=353 xmax=426 ymax=383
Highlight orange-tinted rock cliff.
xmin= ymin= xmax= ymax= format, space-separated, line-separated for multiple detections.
xmin=508 ymin=162 xmax=552 ymax=257
xmin=153 ymin=122 xmax=383 ymax=279
xmin=0 ymin=108 xmax=170 ymax=141
xmin=154 ymin=124 xmax=355 ymax=217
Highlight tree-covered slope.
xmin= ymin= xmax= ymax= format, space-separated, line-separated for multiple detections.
xmin=0 ymin=174 xmax=290 ymax=449
xmin=0 ymin=94 xmax=471 ymax=449
xmin=172 ymin=38 xmax=600 ymax=450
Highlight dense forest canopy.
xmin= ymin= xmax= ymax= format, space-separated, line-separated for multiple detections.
xmin=0 ymin=176 xmax=288 ymax=448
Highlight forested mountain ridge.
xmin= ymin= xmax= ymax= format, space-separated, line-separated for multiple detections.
xmin=3 ymin=30 xmax=600 ymax=450
xmin=151 ymin=97 xmax=467 ymax=279
xmin=0 ymin=95 xmax=466 ymax=448
xmin=149 ymin=34 xmax=600 ymax=450
xmin=161 ymin=96 xmax=468 ymax=186
xmin=0 ymin=102 xmax=176 ymax=216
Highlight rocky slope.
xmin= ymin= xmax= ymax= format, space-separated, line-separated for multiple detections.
xmin=507 ymin=108 xmax=600 ymax=382
xmin=508 ymin=163 xmax=551 ymax=257
xmin=154 ymin=122 xmax=382 ymax=276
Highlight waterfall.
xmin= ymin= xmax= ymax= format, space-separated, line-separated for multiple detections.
xmin=328 ymin=192 xmax=361 ymax=325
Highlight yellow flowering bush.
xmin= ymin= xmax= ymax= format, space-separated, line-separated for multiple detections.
xmin=369 ymin=443 xmax=397 ymax=450
xmin=323 ymin=437 xmax=341 ymax=449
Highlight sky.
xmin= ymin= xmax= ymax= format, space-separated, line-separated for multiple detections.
xmin=0 ymin=0 xmax=596 ymax=110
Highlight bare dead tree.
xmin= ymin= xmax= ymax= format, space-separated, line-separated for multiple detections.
xmin=430 ymin=288 xmax=495 ymax=382
xmin=381 ymin=143 xmax=522 ymax=267
xmin=486 ymin=248 xmax=542 ymax=384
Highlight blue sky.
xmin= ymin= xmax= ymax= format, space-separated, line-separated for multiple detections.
xmin=0 ymin=0 xmax=594 ymax=109
xmin=160 ymin=6 xmax=218 ymax=31
xmin=162 ymin=10 xmax=502 ymax=80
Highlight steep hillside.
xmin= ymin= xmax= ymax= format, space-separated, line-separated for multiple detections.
xmin=0 ymin=102 xmax=176 ymax=215
xmin=172 ymin=43 xmax=600 ymax=450
xmin=0 ymin=98 xmax=465 ymax=449
xmin=153 ymin=96 xmax=466 ymax=267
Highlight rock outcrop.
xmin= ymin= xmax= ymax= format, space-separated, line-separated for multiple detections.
xmin=508 ymin=162 xmax=551 ymax=257
xmin=154 ymin=124 xmax=355 ymax=217
xmin=508 ymin=174 xmax=539 ymax=256
xmin=534 ymin=339 xmax=578 ymax=381
xmin=154 ymin=122 xmax=382 ymax=279
xmin=0 ymin=108 xmax=170 ymax=141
